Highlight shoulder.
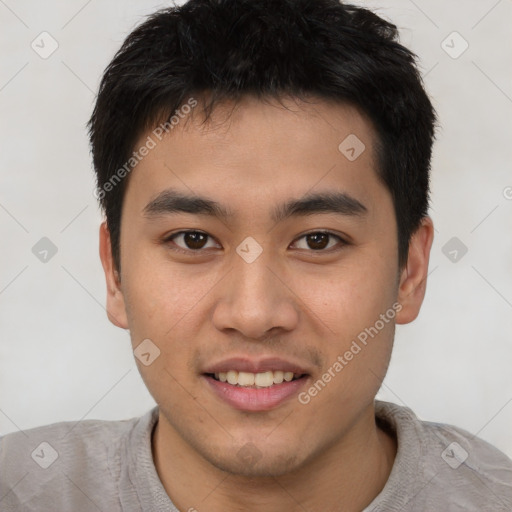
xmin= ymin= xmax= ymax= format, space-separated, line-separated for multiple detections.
xmin=421 ymin=416 xmax=512 ymax=491
xmin=0 ymin=413 xmax=140 ymax=471
xmin=372 ymin=401 xmax=512 ymax=511
xmin=0 ymin=409 xmax=156 ymax=512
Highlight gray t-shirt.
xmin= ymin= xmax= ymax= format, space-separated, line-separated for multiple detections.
xmin=1 ymin=400 xmax=511 ymax=511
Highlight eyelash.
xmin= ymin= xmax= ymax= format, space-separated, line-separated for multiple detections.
xmin=163 ymin=230 xmax=348 ymax=255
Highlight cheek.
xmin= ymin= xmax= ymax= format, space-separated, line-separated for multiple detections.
xmin=121 ymin=263 xmax=205 ymax=404
xmin=292 ymin=255 xmax=397 ymax=339
xmin=121 ymin=246 xmax=217 ymax=340
xmin=289 ymin=250 xmax=398 ymax=403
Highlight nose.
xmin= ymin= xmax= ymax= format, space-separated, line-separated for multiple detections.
xmin=211 ymin=248 xmax=300 ymax=340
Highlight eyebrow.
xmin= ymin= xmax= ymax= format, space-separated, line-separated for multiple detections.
xmin=143 ymin=188 xmax=368 ymax=223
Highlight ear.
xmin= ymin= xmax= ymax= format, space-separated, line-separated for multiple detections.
xmin=99 ymin=221 xmax=129 ymax=329
xmin=395 ymin=217 xmax=434 ymax=324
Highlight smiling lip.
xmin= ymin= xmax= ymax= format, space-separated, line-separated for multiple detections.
xmin=203 ymin=357 xmax=310 ymax=375
xmin=203 ymin=374 xmax=309 ymax=411
xmin=202 ymin=357 xmax=311 ymax=411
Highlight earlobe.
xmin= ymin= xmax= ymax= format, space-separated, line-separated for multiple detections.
xmin=395 ymin=217 xmax=434 ymax=325
xmin=98 ymin=221 xmax=129 ymax=329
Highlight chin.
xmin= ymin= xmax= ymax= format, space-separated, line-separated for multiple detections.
xmin=209 ymin=452 xmax=302 ymax=478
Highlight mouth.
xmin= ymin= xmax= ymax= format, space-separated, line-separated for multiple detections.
xmin=205 ymin=370 xmax=306 ymax=388
xmin=201 ymin=363 xmax=310 ymax=411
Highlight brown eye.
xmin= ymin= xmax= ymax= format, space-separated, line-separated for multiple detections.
xmin=292 ymin=231 xmax=345 ymax=251
xmin=306 ymin=233 xmax=329 ymax=250
xmin=167 ymin=231 xmax=218 ymax=252
xmin=182 ymin=232 xmax=208 ymax=249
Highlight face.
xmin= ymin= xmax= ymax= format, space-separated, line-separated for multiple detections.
xmin=100 ymin=96 xmax=432 ymax=477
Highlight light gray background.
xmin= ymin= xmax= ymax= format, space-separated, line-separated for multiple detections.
xmin=1 ymin=0 xmax=511 ymax=459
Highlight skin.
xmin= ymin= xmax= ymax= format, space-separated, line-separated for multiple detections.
xmin=99 ymin=95 xmax=434 ymax=511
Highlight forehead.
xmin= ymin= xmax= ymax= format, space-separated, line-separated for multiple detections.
xmin=172 ymin=95 xmax=378 ymax=168
xmin=123 ymin=95 xmax=388 ymax=220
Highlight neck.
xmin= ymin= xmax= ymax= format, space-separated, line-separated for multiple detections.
xmin=152 ymin=404 xmax=397 ymax=512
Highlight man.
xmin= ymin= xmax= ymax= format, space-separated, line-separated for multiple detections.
xmin=1 ymin=0 xmax=511 ymax=510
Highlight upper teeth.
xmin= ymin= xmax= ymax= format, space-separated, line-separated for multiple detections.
xmin=214 ymin=370 xmax=299 ymax=388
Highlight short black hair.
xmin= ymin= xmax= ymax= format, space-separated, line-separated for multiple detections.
xmin=89 ymin=0 xmax=436 ymax=273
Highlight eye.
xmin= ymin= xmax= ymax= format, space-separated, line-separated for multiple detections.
xmin=165 ymin=230 xmax=220 ymax=253
xmin=164 ymin=229 xmax=347 ymax=255
xmin=291 ymin=231 xmax=346 ymax=251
